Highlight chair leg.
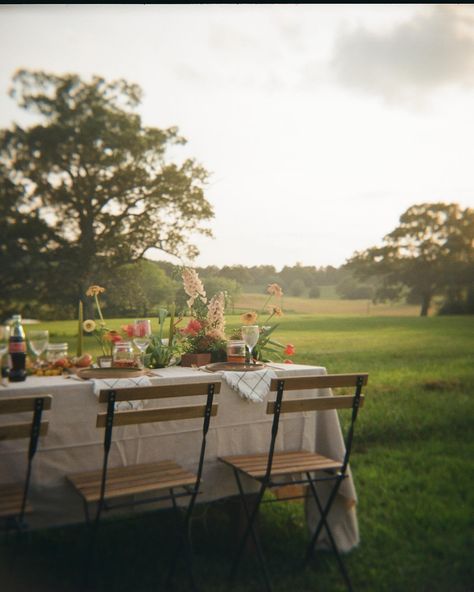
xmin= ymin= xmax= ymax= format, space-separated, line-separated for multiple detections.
xmin=166 ymin=488 xmax=198 ymax=592
xmin=305 ymin=473 xmax=353 ymax=592
xmin=230 ymin=470 xmax=273 ymax=592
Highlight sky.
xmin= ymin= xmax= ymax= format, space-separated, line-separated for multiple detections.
xmin=1 ymin=4 xmax=473 ymax=270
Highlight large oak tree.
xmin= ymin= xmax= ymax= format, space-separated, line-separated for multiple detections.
xmin=0 ymin=70 xmax=214 ymax=315
xmin=346 ymin=203 xmax=474 ymax=316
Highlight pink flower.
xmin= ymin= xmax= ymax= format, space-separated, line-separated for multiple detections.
xmin=283 ymin=359 xmax=294 ymax=364
xmin=284 ymin=344 xmax=295 ymax=356
xmin=183 ymin=319 xmax=203 ymax=337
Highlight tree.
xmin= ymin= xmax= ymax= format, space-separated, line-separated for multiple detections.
xmin=347 ymin=203 xmax=474 ymax=316
xmin=104 ymin=260 xmax=177 ymax=317
xmin=0 ymin=70 xmax=214 ymax=313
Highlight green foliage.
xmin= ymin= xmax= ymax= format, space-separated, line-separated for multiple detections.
xmin=289 ymin=278 xmax=305 ymax=296
xmin=347 ymin=202 xmax=474 ymax=316
xmin=0 ymin=70 xmax=214 ymax=315
xmin=308 ymin=285 xmax=321 ymax=299
xmin=336 ymin=276 xmax=374 ymax=300
xmin=104 ymin=260 xmax=177 ymax=317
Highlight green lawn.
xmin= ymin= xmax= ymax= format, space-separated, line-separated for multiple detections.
xmin=2 ymin=314 xmax=474 ymax=591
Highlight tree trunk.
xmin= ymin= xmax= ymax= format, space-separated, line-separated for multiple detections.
xmin=420 ymin=293 xmax=431 ymax=316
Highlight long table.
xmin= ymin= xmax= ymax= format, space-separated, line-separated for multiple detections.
xmin=0 ymin=363 xmax=359 ymax=551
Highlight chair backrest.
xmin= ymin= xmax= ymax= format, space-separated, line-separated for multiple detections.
xmin=0 ymin=395 xmax=52 ymax=445
xmin=0 ymin=395 xmax=52 ymax=525
xmin=96 ymin=381 xmax=221 ymax=428
xmin=264 ymin=373 xmax=368 ymax=482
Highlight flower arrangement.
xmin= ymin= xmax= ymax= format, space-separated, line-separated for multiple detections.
xmin=122 ymin=308 xmax=181 ymax=369
xmin=180 ymin=268 xmax=227 ymax=357
xmin=238 ymin=283 xmax=295 ymax=363
xmin=83 ymin=285 xmax=122 ymax=357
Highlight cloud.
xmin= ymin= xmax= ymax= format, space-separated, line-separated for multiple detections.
xmin=330 ymin=6 xmax=474 ymax=103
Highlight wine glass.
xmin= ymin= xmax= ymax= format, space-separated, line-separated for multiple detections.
xmin=132 ymin=319 xmax=152 ymax=367
xmin=241 ymin=325 xmax=260 ymax=364
xmin=29 ymin=330 xmax=49 ymax=367
xmin=0 ymin=325 xmax=10 ymax=372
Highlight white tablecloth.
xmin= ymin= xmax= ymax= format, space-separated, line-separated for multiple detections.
xmin=0 ymin=364 xmax=359 ymax=551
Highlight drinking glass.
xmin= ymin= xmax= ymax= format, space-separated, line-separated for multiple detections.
xmin=29 ymin=330 xmax=49 ymax=367
xmin=241 ymin=325 xmax=260 ymax=364
xmin=132 ymin=319 xmax=152 ymax=367
xmin=0 ymin=325 xmax=10 ymax=368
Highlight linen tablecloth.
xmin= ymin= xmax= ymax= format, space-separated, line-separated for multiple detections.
xmin=0 ymin=364 xmax=359 ymax=551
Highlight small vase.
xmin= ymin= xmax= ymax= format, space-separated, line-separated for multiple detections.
xmin=180 ymin=353 xmax=212 ymax=367
xmin=97 ymin=355 xmax=113 ymax=368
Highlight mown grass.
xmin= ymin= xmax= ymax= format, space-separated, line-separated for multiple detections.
xmin=2 ymin=313 xmax=473 ymax=591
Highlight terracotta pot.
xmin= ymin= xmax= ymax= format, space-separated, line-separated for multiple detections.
xmin=180 ymin=353 xmax=212 ymax=367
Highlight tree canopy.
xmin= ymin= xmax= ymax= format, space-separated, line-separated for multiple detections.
xmin=0 ymin=70 xmax=214 ymax=315
xmin=346 ymin=203 xmax=474 ymax=315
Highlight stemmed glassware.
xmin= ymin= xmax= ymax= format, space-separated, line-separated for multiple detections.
xmin=28 ymin=330 xmax=49 ymax=368
xmin=241 ymin=325 xmax=260 ymax=364
xmin=0 ymin=326 xmax=10 ymax=376
xmin=132 ymin=319 xmax=152 ymax=368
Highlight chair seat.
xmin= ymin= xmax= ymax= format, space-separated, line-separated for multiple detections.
xmin=219 ymin=450 xmax=342 ymax=479
xmin=0 ymin=483 xmax=33 ymax=518
xmin=67 ymin=460 xmax=197 ymax=503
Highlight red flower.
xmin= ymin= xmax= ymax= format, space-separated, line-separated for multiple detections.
xmin=105 ymin=331 xmax=123 ymax=343
xmin=121 ymin=324 xmax=134 ymax=338
xmin=183 ymin=319 xmax=203 ymax=337
xmin=283 ymin=359 xmax=294 ymax=364
xmin=284 ymin=344 xmax=295 ymax=356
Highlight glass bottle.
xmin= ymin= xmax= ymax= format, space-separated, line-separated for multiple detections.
xmin=9 ymin=314 xmax=27 ymax=382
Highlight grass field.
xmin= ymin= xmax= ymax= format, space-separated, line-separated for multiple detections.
xmin=2 ymin=310 xmax=473 ymax=591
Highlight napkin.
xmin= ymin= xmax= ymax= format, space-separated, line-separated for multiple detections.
xmin=222 ymin=367 xmax=278 ymax=403
xmin=90 ymin=375 xmax=152 ymax=410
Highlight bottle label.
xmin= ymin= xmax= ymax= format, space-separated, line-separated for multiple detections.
xmin=9 ymin=341 xmax=26 ymax=353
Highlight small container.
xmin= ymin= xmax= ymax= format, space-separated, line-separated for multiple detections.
xmin=46 ymin=343 xmax=69 ymax=364
xmin=226 ymin=340 xmax=246 ymax=364
xmin=113 ymin=341 xmax=136 ymax=368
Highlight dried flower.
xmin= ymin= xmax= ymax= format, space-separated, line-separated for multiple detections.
xmin=241 ymin=311 xmax=258 ymax=325
xmin=267 ymin=283 xmax=283 ymax=298
xmin=182 ymin=268 xmax=207 ymax=308
xmin=86 ymin=285 xmax=106 ymax=297
xmin=269 ymin=306 xmax=283 ymax=317
xmin=83 ymin=319 xmax=97 ymax=332
xmin=207 ymin=292 xmax=226 ymax=337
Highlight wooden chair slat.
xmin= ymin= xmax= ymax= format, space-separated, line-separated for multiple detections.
xmin=0 ymin=421 xmax=49 ymax=441
xmin=266 ymin=395 xmax=365 ymax=415
xmin=270 ymin=373 xmax=368 ymax=392
xmin=96 ymin=404 xmax=218 ymax=427
xmin=0 ymin=395 xmax=52 ymax=414
xmin=220 ymin=450 xmax=341 ymax=478
xmin=68 ymin=461 xmax=197 ymax=503
xmin=98 ymin=381 xmax=221 ymax=403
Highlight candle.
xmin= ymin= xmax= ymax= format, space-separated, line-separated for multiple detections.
xmin=77 ymin=300 xmax=83 ymax=357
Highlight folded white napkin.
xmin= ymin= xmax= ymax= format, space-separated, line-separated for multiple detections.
xmin=222 ymin=367 xmax=278 ymax=403
xmin=90 ymin=376 xmax=152 ymax=410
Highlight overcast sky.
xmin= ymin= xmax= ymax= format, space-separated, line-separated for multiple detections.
xmin=1 ymin=4 xmax=473 ymax=269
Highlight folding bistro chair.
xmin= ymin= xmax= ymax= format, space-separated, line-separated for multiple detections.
xmin=0 ymin=395 xmax=52 ymax=533
xmin=219 ymin=373 xmax=368 ymax=592
xmin=66 ymin=379 xmax=221 ymax=590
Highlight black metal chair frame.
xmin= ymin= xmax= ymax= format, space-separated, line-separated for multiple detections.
xmin=226 ymin=374 xmax=367 ymax=592
xmin=84 ymin=381 xmax=219 ymax=591
xmin=1 ymin=396 xmax=50 ymax=534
